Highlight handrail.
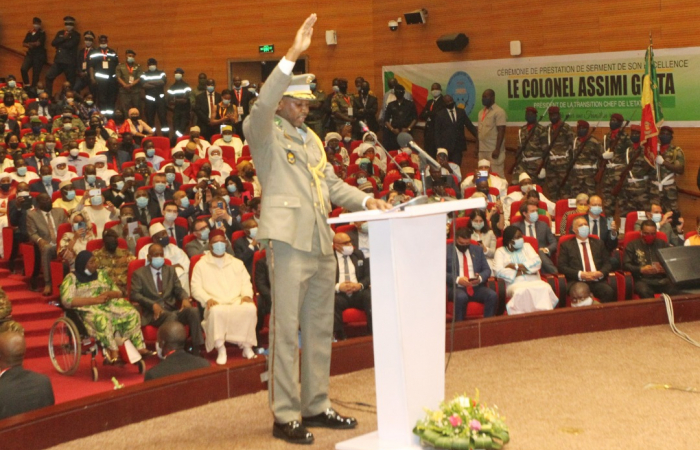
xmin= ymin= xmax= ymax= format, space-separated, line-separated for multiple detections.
xmin=0 ymin=44 xmax=52 ymax=69
xmin=679 ymin=187 xmax=700 ymax=199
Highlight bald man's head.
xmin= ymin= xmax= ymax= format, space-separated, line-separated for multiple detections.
xmin=157 ymin=321 xmax=187 ymax=352
xmin=0 ymin=331 xmax=26 ymax=369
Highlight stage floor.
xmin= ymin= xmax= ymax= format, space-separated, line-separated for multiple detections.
xmin=48 ymin=322 xmax=700 ymax=450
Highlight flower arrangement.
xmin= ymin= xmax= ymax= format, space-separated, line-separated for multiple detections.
xmin=413 ymin=391 xmax=509 ymax=449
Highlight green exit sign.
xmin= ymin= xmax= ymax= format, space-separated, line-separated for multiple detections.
xmin=259 ymin=44 xmax=275 ymax=54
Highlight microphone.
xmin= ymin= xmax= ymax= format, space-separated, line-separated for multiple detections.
xmin=396 ymin=132 xmax=441 ymax=169
xmin=359 ymin=120 xmax=370 ymax=134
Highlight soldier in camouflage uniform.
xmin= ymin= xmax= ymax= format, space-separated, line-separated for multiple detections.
xmin=0 ymin=287 xmax=24 ymax=336
xmin=568 ymin=120 xmax=602 ymax=197
xmin=55 ymin=113 xmax=84 ymax=146
xmin=330 ymin=78 xmax=354 ymax=132
xmin=544 ymin=106 xmax=574 ymax=200
xmin=650 ymin=126 xmax=685 ymax=212
xmin=21 ymin=116 xmax=48 ymax=147
xmin=600 ymin=113 xmax=632 ymax=218
xmin=512 ymin=106 xmax=547 ymax=185
xmin=115 ymin=49 xmax=143 ymax=113
xmin=619 ymin=125 xmax=654 ymax=219
xmin=1 ymin=75 xmax=28 ymax=102
xmin=92 ymin=229 xmax=136 ymax=295
xmin=51 ymin=105 xmax=86 ymax=133
xmin=305 ymin=77 xmax=327 ymax=139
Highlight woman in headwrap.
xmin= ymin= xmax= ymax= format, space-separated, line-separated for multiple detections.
xmin=118 ymin=108 xmax=153 ymax=145
xmin=359 ymin=131 xmax=387 ymax=172
xmin=60 ymin=251 xmax=147 ymax=364
xmin=58 ymin=211 xmax=97 ymax=270
xmin=494 ymin=226 xmax=558 ymax=315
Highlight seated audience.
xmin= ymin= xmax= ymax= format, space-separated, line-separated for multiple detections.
xmin=53 ymin=181 xmax=81 ymax=214
xmin=435 ymin=148 xmax=462 ymax=183
xmin=502 ymin=172 xmax=555 ymax=225
xmin=72 ymin=164 xmax=106 ymax=190
xmin=446 ymin=228 xmax=497 ymax=320
xmin=138 ymin=223 xmax=191 ymax=294
xmin=223 ymin=174 xmax=252 ymax=204
xmin=332 ymin=232 xmax=372 ymax=340
xmin=460 ymin=159 xmax=508 ymax=197
xmin=50 ymin=157 xmax=77 ymax=183
xmin=569 ymin=281 xmax=599 ymax=307
xmin=161 ymin=201 xmax=187 ymax=248
xmin=105 ymin=136 xmax=130 ymax=172
xmin=111 ymin=204 xmax=148 ymax=255
xmin=79 ymin=129 xmax=106 ymax=157
xmin=134 ymin=188 xmax=159 ymax=226
xmin=58 ymin=212 xmax=97 ymax=270
xmin=75 ymin=190 xmax=119 ymax=238
xmin=207 ymin=196 xmax=243 ymax=236
xmin=237 ymin=160 xmax=261 ymax=197
xmin=211 ymin=125 xmax=243 ymax=159
xmin=559 ymin=193 xmax=589 ymax=235
xmin=557 ymin=217 xmax=615 ymax=302
xmin=144 ymin=321 xmax=210 ymax=381
xmin=93 ymin=154 xmax=118 ymax=182
xmin=10 ymin=158 xmax=39 ymax=184
xmin=191 ymin=230 xmax=257 ymax=363
xmin=143 ymin=140 xmax=164 ymax=170
xmin=103 ymin=175 xmax=132 ymax=209
xmin=28 ymin=193 xmax=69 ymax=295
xmin=685 ymin=224 xmax=700 ymax=246
xmin=233 ymin=219 xmax=259 ymax=275
xmin=467 ymin=209 xmax=497 ymax=270
xmin=494 ymin=226 xmax=558 ymax=314
xmin=634 ymin=202 xmax=684 ymax=247
xmin=29 ymin=166 xmax=59 ymax=197
xmin=207 ymin=145 xmax=233 ymax=180
xmin=514 ymin=201 xmax=557 ymax=274
xmin=92 ymin=229 xmax=136 ymax=294
xmin=347 ymin=221 xmax=370 ymax=261
xmin=60 ymin=251 xmax=148 ymax=364
xmin=162 ymin=166 xmax=182 ymax=191
xmin=624 ymin=219 xmax=678 ymax=298
xmin=325 ymin=132 xmax=349 ymax=166
xmin=0 ymin=331 xmax=54 ymax=419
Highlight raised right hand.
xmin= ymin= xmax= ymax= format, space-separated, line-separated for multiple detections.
xmin=288 ymin=14 xmax=317 ymax=59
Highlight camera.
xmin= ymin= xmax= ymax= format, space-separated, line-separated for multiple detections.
xmin=388 ymin=20 xmax=398 ymax=31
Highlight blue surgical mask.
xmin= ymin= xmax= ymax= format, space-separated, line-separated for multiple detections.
xmin=136 ymin=196 xmax=149 ymax=208
xmin=223 ymin=134 xmax=232 ymax=143
xmin=164 ymin=212 xmax=178 ymax=222
xmin=222 ymin=195 xmax=230 ymax=204
xmin=528 ymin=212 xmax=539 ymax=223
xmin=127 ymin=57 xmax=135 ymax=64
xmin=86 ymin=174 xmax=96 ymax=184
xmin=226 ymin=184 xmax=237 ymax=193
xmin=472 ymin=221 xmax=484 ymax=231
xmin=578 ymin=225 xmax=590 ymax=239
xmin=206 ymin=86 xmax=215 ymax=93
xmin=589 ymin=206 xmax=602 ymax=215
xmin=17 ymin=167 xmax=27 ymax=176
xmin=651 ymin=213 xmax=662 ymax=223
xmin=512 ymin=238 xmax=524 ymax=250
xmin=212 ymin=241 xmax=227 ymax=256
xmin=72 ymin=222 xmax=85 ymax=231
xmin=146 ymin=149 xmax=156 ymax=158
xmin=154 ymin=182 xmax=166 ymax=194
xmin=91 ymin=195 xmax=103 ymax=206
xmin=165 ymin=173 xmax=176 ymax=183
xmin=115 ymin=181 xmax=124 ymax=191
xmin=198 ymin=228 xmax=210 ymax=241
xmin=150 ymin=256 xmax=165 ymax=269
xmin=42 ymin=175 xmax=53 ymax=184
xmin=179 ymin=196 xmax=190 ymax=208
xmin=174 ymin=158 xmax=184 ymax=166
xmin=65 ymin=190 xmax=76 ymax=200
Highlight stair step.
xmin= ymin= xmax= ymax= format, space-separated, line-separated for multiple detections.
xmin=6 ymin=290 xmax=45 ymax=305
xmin=24 ymin=335 xmax=51 ymax=359
xmin=21 ymin=318 xmax=58 ymax=337
xmin=12 ymin=303 xmax=62 ymax=322
xmin=0 ymin=278 xmax=29 ymax=292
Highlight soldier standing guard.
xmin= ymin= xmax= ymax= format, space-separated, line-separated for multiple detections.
xmin=600 ymin=113 xmax=632 ymax=219
xmin=544 ymin=106 xmax=574 ymax=200
xmin=651 ymin=126 xmax=684 ymax=212
xmin=116 ymin=49 xmax=143 ymax=114
xmin=568 ymin=120 xmax=601 ymax=197
xmin=141 ymin=58 xmax=168 ymax=136
xmin=618 ymin=125 xmax=654 ymax=227
xmin=89 ymin=35 xmax=119 ymax=116
xmin=243 ymin=14 xmax=390 ymax=445
xmin=512 ymin=106 xmax=547 ymax=185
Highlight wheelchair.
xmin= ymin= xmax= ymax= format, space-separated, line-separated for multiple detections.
xmin=48 ymin=305 xmax=146 ymax=382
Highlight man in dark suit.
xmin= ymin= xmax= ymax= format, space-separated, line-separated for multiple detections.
xmin=149 ymin=172 xmax=175 ymax=213
xmin=105 ymin=137 xmax=130 ymax=172
xmin=254 ymin=253 xmax=271 ymax=334
xmin=24 ymin=143 xmax=53 ymax=172
xmin=424 ymin=166 xmax=461 ymax=199
xmin=184 ymin=219 xmax=233 ymax=258
xmin=419 ymin=83 xmax=447 ymax=157
xmin=161 ymin=201 xmax=188 ymax=248
xmin=130 ymin=243 xmax=204 ymax=354
xmin=163 ymin=166 xmax=183 ymax=192
xmin=332 ymin=232 xmax=372 ymax=340
xmin=7 ymin=184 xmax=34 ymax=272
xmin=584 ymin=195 xmax=620 ymax=270
xmin=103 ymin=174 xmax=134 ymax=209
xmin=557 ymin=216 xmax=615 ymax=302
xmin=144 ymin=321 xmax=210 ymax=381
xmin=230 ymin=76 xmax=254 ymax=139
xmin=434 ymin=95 xmax=478 ymax=166
xmin=446 ymin=228 xmax=498 ymax=319
xmin=27 ymin=193 xmax=69 ymax=295
xmin=0 ymin=332 xmax=55 ymax=419
xmin=29 ymin=166 xmax=60 ymax=197
xmin=623 ymin=220 xmax=677 ymax=298
xmin=233 ymin=219 xmax=259 ymax=275
xmin=514 ymin=201 xmax=558 ymax=274
xmin=351 ymin=81 xmax=379 ymax=137
xmin=71 ymin=164 xmax=106 ymax=190
xmin=134 ymin=189 xmax=160 ymax=226
xmin=28 ymin=92 xmax=54 ymax=122
xmin=194 ymin=79 xmax=222 ymax=141
xmin=207 ymin=196 xmax=242 ymax=236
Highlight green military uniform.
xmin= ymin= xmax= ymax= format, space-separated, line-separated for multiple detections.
xmin=569 ymin=135 xmax=602 ymax=197
xmin=21 ymin=131 xmax=49 ymax=147
xmin=651 ymin=144 xmax=684 ymax=212
xmin=55 ymin=126 xmax=84 ymax=146
xmin=190 ymin=84 xmax=207 ymax=127
xmin=619 ymin=143 xmax=654 ymax=217
xmin=243 ymin=63 xmax=368 ymax=424
xmin=51 ymin=116 xmax=86 ymax=133
xmin=512 ymin=123 xmax=547 ymax=184
xmin=92 ymin=247 xmax=135 ymax=295
xmin=330 ymin=91 xmax=354 ymax=132
xmin=0 ymin=287 xmax=24 ymax=335
xmin=305 ymin=89 xmax=327 ymax=139
xmin=544 ymin=121 xmax=574 ymax=200
xmin=1 ymin=86 xmax=28 ymax=102
xmin=115 ymin=60 xmax=143 ymax=112
xmin=601 ymin=129 xmax=632 ymax=217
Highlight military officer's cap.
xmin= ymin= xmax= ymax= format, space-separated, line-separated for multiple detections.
xmin=174 ymin=68 xmax=185 ymax=74
xmin=577 ymin=120 xmax=589 ymax=128
xmin=126 ymin=49 xmax=136 ymax=56
xmin=283 ymin=73 xmax=316 ymax=100
xmin=63 ymin=16 xmax=76 ymax=24
xmin=147 ymin=58 xmax=157 ymax=65
xmin=660 ymin=125 xmax=673 ymax=134
xmin=548 ymin=106 xmax=560 ymax=114
xmin=611 ymin=113 xmax=624 ymax=122
xmin=84 ymin=31 xmax=95 ymax=39
xmin=525 ymin=106 xmax=537 ymax=114
xmin=33 ymin=17 xmax=42 ymax=24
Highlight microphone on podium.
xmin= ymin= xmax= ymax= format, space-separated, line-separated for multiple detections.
xmin=396 ymin=132 xmax=441 ymax=170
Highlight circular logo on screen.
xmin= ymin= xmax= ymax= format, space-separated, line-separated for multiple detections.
xmin=447 ymin=71 xmax=476 ymax=115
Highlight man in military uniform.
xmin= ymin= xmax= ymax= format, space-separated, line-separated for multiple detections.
xmin=45 ymin=16 xmax=80 ymax=97
xmin=567 ymin=120 xmax=601 ymax=197
xmin=116 ymin=49 xmax=143 ymax=114
xmin=141 ymin=58 xmax=168 ymax=136
xmin=600 ymin=113 xmax=632 ymax=219
xmin=544 ymin=106 xmax=574 ymax=200
xmin=189 ymin=73 xmax=208 ymax=127
xmin=651 ymin=126 xmax=684 ymax=212
xmin=305 ymin=77 xmax=326 ymax=138
xmin=2 ymin=76 xmax=28 ymax=103
xmin=624 ymin=220 xmax=678 ymax=298
xmin=73 ymin=31 xmax=97 ymax=97
xmin=419 ymin=83 xmax=446 ymax=158
xmin=167 ymin=68 xmax=191 ymax=143
xmin=243 ymin=14 xmax=389 ymax=445
xmin=51 ymin=105 xmax=85 ymax=133
xmin=331 ymin=78 xmax=355 ymax=132
xmin=55 ymin=113 xmax=84 ymax=146
xmin=21 ymin=117 xmax=47 ymax=147
xmin=89 ymin=35 xmax=119 ymax=116
xmin=618 ymin=125 xmax=654 ymax=223
xmin=93 ymin=229 xmax=136 ymax=295
xmin=512 ymin=106 xmax=547 ymax=185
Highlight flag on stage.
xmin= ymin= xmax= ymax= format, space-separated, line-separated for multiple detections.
xmin=640 ymin=42 xmax=664 ymax=167
xmin=384 ymin=71 xmax=428 ymax=117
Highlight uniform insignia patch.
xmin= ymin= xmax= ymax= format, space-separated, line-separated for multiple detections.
xmin=286 ymin=150 xmax=296 ymax=164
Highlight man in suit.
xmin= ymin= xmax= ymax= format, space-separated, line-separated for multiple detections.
xmin=24 ymin=143 xmax=53 ymax=172
xmin=103 ymin=175 xmax=134 ymax=209
xmin=161 ymin=201 xmax=188 ymax=248
xmin=162 ymin=166 xmax=183 ymax=192
xmin=242 ymin=15 xmax=390 ymax=444
xmin=233 ymin=219 xmax=259 ymax=275
xmin=27 ymin=193 xmax=69 ymax=296
xmin=184 ymin=218 xmax=234 ymax=258
xmin=584 ymin=195 xmax=620 ymax=270
xmin=557 ymin=216 xmax=615 ymax=302
xmin=332 ymin=232 xmax=372 ymax=340
xmin=134 ymin=189 xmax=160 ymax=226
xmin=8 ymin=184 xmax=33 ymax=271
xmin=434 ymin=95 xmax=478 ymax=166
xmin=149 ymin=172 xmax=174 ymax=213
xmin=351 ymin=81 xmax=379 ymax=138
xmin=130 ymin=243 xmax=204 ymax=353
xmin=105 ymin=137 xmax=130 ymax=172
xmin=419 ymin=83 xmax=447 ymax=158
xmin=29 ymin=165 xmax=60 ymax=198
xmin=71 ymin=164 xmax=106 ymax=190
xmin=514 ymin=201 xmax=558 ymax=274
xmin=424 ymin=166 xmax=461 ymax=199
xmin=231 ymin=76 xmax=254 ymax=140
xmin=623 ymin=220 xmax=678 ymax=298
xmin=45 ymin=16 xmax=80 ymax=96
xmin=194 ymin=79 xmax=221 ymax=141
xmin=207 ymin=196 xmax=242 ymax=236
xmin=144 ymin=321 xmax=210 ymax=381
xmin=0 ymin=332 xmax=55 ymax=419
xmin=446 ymin=228 xmax=498 ymax=319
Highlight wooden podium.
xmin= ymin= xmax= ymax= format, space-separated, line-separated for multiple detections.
xmin=328 ymin=198 xmax=486 ymax=450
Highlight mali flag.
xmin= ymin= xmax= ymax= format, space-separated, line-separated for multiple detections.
xmin=384 ymin=71 xmax=428 ymax=116
xmin=640 ymin=44 xmax=664 ymax=166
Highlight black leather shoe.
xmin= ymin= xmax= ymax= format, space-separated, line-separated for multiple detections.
xmin=272 ymin=420 xmax=314 ymax=445
xmin=303 ymin=408 xmax=358 ymax=429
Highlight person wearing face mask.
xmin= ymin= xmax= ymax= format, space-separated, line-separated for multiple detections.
xmin=230 ymin=76 xmax=254 ymax=140
xmin=58 ymin=211 xmax=96 ymax=270
xmin=434 ymin=94 xmax=477 ymax=167
xmin=141 ymin=141 xmax=164 ymax=170
xmin=331 ymin=232 xmax=372 ymax=340
xmin=600 ymin=113 xmax=633 ymax=219
xmin=20 ymin=118 xmax=46 ymax=154
xmin=166 ymin=68 xmax=192 ymax=145
xmin=633 ymin=202 xmax=683 ymax=246
xmin=544 ymin=105 xmax=575 ymax=200
xmin=115 ymin=49 xmax=143 ymax=113
xmin=73 ymin=31 xmax=98 ymax=98
xmin=418 ymin=83 xmax=447 ymax=157
xmin=88 ymin=35 xmax=119 ymax=116
xmin=236 ymin=160 xmax=261 ymax=197
xmin=206 ymin=145 xmax=233 ymax=180
xmin=110 ymin=204 xmax=147 ymax=255
xmin=144 ymin=321 xmax=209 ymax=381
xmin=53 ymin=180 xmax=82 ymax=214
xmin=211 ymin=125 xmax=244 ymax=159
xmin=190 ymin=229 xmax=257 ymax=363
xmin=494 ymin=225 xmax=558 ymax=314
xmin=27 ymin=193 xmax=69 ymax=295
xmin=558 ymin=193 xmax=589 ymax=235
xmin=137 ymin=224 xmax=191 ymax=295
xmin=650 ymin=126 xmax=685 ymax=213
xmin=140 ymin=58 xmax=168 ymax=136
xmin=78 ymin=95 xmax=100 ymax=124
xmin=194 ymin=79 xmax=222 ymax=142
xmin=161 ymin=166 xmax=182 ymax=191
xmin=29 ymin=165 xmax=58 ymax=198
xmin=324 ymin=132 xmax=349 ymax=166
xmin=161 ymin=148 xmax=191 ymax=183
xmin=61 ymin=141 xmax=87 ymax=177
xmin=380 ymin=77 xmax=414 ymax=125
xmin=55 ymin=114 xmax=85 ymax=147
xmin=476 ymin=89 xmax=507 ymax=177
xmin=119 ymin=108 xmax=154 ymax=145
xmin=161 ymin=201 xmax=187 ymax=248
xmin=184 ymin=218 xmax=228 ymax=258
xmin=624 ymin=220 xmax=677 ymax=298
xmin=1 ymin=76 xmax=26 ymax=105
xmin=330 ymin=78 xmax=356 ymax=132
xmin=103 ymin=174 xmax=132 ymax=209
xmin=514 ymin=201 xmax=557 ymax=274
xmin=233 ymin=219 xmax=260 ymax=275
xmin=149 ymin=172 xmax=174 ymax=214
xmin=92 ymin=228 xmax=136 ymax=293
xmin=568 ymin=120 xmax=601 ymax=199
xmin=351 ymin=81 xmax=379 ymax=139
xmin=21 ymin=18 xmax=47 ymax=88
xmin=618 ymin=125 xmax=653 ymax=227
xmin=512 ymin=106 xmax=548 ymax=185
xmin=52 ymin=104 xmax=85 ymax=132
xmin=304 ymin=77 xmax=327 ymax=138
xmin=568 ymin=282 xmax=599 ymax=308
xmin=558 ymin=217 xmax=614 ymax=302
xmin=45 ymin=16 xmax=80 ymax=97
xmin=210 ymin=90 xmax=239 ymax=131
xmin=2 ymin=93 xmax=25 ymax=120
xmin=72 ymin=163 xmax=105 ymax=191
xmin=173 ymin=125 xmax=211 ymax=158
xmin=383 ymin=84 xmax=417 ymax=151
xmin=74 ymin=188 xmax=119 ymax=238
xmin=584 ymin=195 xmax=619 ymax=258
xmin=27 ymin=92 xmax=53 ymax=121
xmin=10 ymin=158 xmax=39 ymax=184
xmin=461 ymin=159 xmax=508 ymax=198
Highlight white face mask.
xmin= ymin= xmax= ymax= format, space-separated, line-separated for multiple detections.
xmin=431 ymin=89 xmax=442 ymax=98
xmin=248 ymin=227 xmax=258 ymax=238
xmin=573 ymin=297 xmax=593 ymax=307
xmin=69 ymin=148 xmax=80 ymax=157
xmin=222 ymin=134 xmax=232 ymax=143
xmin=174 ymin=73 xmax=183 ymax=81
xmin=356 ymin=177 xmax=367 ymax=185
xmin=341 ymin=245 xmax=353 ymax=256
xmin=521 ymin=184 xmax=533 ymax=193
xmin=148 ymin=65 xmax=157 ymax=71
